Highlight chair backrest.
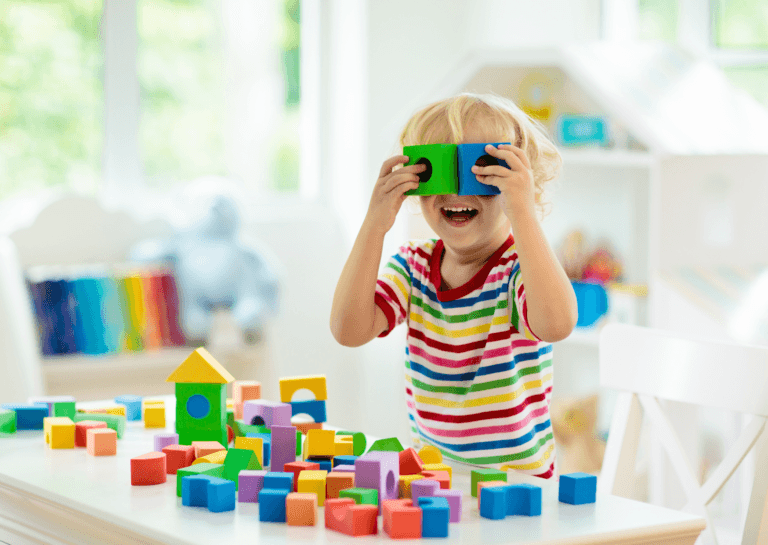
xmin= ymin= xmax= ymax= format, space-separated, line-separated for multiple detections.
xmin=599 ymin=323 xmax=768 ymax=545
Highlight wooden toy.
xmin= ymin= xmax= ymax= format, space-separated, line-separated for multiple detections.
xmin=411 ymin=479 xmax=439 ymax=504
xmin=162 ymin=444 xmax=195 ymax=474
xmin=297 ymin=469 xmax=328 ymax=506
xmin=270 ymin=424 xmax=297 ymax=475
xmin=238 ymin=469 xmax=267 ymax=503
xmin=72 ymin=413 xmax=125 ymax=438
xmin=206 ymin=477 xmax=236 ymax=512
xmin=234 ymin=436 xmax=264 ymax=467
xmin=434 ymin=488 xmax=462 ymax=522
xmin=325 ymin=472 xmax=354 ymax=499
xmin=479 ymin=486 xmax=507 ymax=520
xmin=559 ymin=472 xmax=597 ymax=505
xmin=290 ymin=399 xmax=327 ymax=423
xmin=304 ymin=428 xmax=335 ymax=458
xmin=86 ymin=427 xmax=116 ymax=456
xmin=259 ymin=488 xmax=289 ymax=522
xmin=243 ymin=400 xmax=291 ymax=429
xmin=403 ymin=144 xmax=458 ymax=196
xmin=284 ymin=461 xmax=320 ymax=491
xmin=333 ymin=454 xmax=357 ymax=467
xmin=30 ymin=396 xmax=76 ymax=419
xmin=44 ymin=417 xmax=75 ymax=449
xmin=286 ymin=492 xmax=318 ymax=526
xmin=306 ymin=457 xmax=333 ymax=472
xmin=232 ymin=380 xmax=261 ymax=420
xmin=471 ymin=468 xmax=507 ymax=497
xmin=192 ymin=450 xmax=228 ymax=465
xmin=324 ymin=498 xmax=378 ymax=537
xmin=421 ymin=469 xmax=450 ymax=489
xmin=74 ymin=420 xmax=107 ymax=447
xmin=1 ymin=404 xmax=48 ymax=430
xmin=399 ymin=474 xmax=424 ymax=499
xmin=334 ymin=435 xmax=354 ymax=456
xmin=192 ymin=441 xmax=226 ymax=458
xmin=153 ymin=432 xmax=179 ymax=452
xmin=131 ymin=452 xmax=167 ymax=486
xmin=418 ymin=444 xmax=442 ymax=464
xmin=456 ymin=142 xmax=506 ymax=196
xmin=167 ymin=347 xmax=233 ymax=446
xmin=294 ymin=422 xmax=322 ymax=435
xmin=418 ymin=496 xmax=450 ymax=537
xmin=176 ymin=463 xmax=225 ymax=497
xmin=507 ymin=484 xmax=542 ymax=516
xmin=114 ymin=395 xmax=142 ymax=421
xmin=383 ymin=499 xmax=422 ymax=539
xmin=336 ymin=430 xmax=366 ymax=456
xmin=182 ymin=474 xmax=212 ymax=507
xmin=223 ymin=448 xmax=261 ymax=487
xmin=339 ymin=487 xmax=378 ymax=507
xmin=477 ymin=481 xmax=507 ymax=508
xmin=0 ymin=408 xmax=16 ymax=434
xmin=279 ymin=375 xmax=327 ymax=402
xmin=399 ymin=447 xmax=423 ymax=475
xmin=264 ymin=471 xmax=294 ymax=492
xmin=368 ymin=437 xmax=404 ymax=452
xmin=354 ymin=451 xmax=399 ymax=513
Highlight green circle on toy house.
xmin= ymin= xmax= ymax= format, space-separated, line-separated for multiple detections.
xmin=186 ymin=394 xmax=211 ymax=419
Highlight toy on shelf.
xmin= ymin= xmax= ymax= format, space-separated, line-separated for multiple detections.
xmin=555 ymin=114 xmax=610 ymax=148
xmin=550 ymin=394 xmax=606 ymax=475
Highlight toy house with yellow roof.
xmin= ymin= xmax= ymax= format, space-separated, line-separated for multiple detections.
xmin=166 ymin=347 xmax=234 ymax=446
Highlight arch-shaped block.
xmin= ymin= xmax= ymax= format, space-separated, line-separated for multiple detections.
xmin=279 ymin=375 xmax=327 ymax=403
xmin=290 ymin=399 xmax=327 ymax=423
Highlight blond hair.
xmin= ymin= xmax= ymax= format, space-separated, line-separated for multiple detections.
xmin=398 ymin=92 xmax=562 ymax=217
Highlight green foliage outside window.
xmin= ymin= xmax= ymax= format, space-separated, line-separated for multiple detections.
xmin=638 ymin=0 xmax=678 ymax=43
xmin=714 ymin=0 xmax=768 ymax=49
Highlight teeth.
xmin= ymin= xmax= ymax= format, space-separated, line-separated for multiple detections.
xmin=441 ymin=206 xmax=476 ymax=212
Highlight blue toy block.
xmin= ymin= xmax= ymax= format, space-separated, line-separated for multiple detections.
xmin=555 ymin=114 xmax=609 ymax=147
xmin=479 ymin=486 xmax=507 ymax=520
xmin=418 ymin=496 xmax=450 ymax=538
xmin=259 ymin=488 xmax=289 ymax=522
xmin=114 ymin=395 xmax=143 ymax=421
xmin=1 ymin=404 xmax=48 ymax=430
xmin=289 ymin=399 xmax=327 ymax=423
xmin=182 ymin=475 xmax=214 ymax=507
xmin=456 ymin=142 xmax=506 ymax=196
xmin=559 ymin=472 xmax=597 ymax=505
xmin=263 ymin=471 xmax=293 ymax=492
xmin=507 ymin=484 xmax=542 ymax=516
xmin=247 ymin=432 xmax=271 ymax=467
xmin=333 ymin=455 xmax=358 ymax=467
xmin=207 ymin=477 xmax=236 ymax=512
xmin=306 ymin=457 xmax=333 ymax=472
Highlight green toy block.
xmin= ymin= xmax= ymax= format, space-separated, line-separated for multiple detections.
xmin=336 ymin=431 xmax=366 ymax=456
xmin=403 ymin=144 xmax=458 ymax=196
xmin=223 ymin=448 xmax=262 ymax=488
xmin=471 ymin=468 xmax=508 ymax=497
xmin=296 ymin=430 xmax=302 ymax=457
xmin=339 ymin=487 xmax=378 ymax=506
xmin=367 ymin=437 xmax=404 ymax=453
xmin=178 ymin=428 xmax=228 ymax=447
xmin=175 ymin=383 xmax=226 ymax=431
xmin=73 ymin=413 xmax=126 ymax=439
xmin=232 ymin=420 xmax=269 ymax=439
xmin=0 ymin=408 xmax=16 ymax=434
xmin=51 ymin=401 xmax=76 ymax=419
xmin=176 ymin=463 xmax=225 ymax=497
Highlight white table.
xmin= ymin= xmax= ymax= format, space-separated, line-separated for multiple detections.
xmin=0 ymin=399 xmax=705 ymax=545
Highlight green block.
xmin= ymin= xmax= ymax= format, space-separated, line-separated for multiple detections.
xmin=227 ymin=409 xmax=235 ymax=430
xmin=339 ymin=487 xmax=378 ymax=506
xmin=296 ymin=430 xmax=302 ymax=457
xmin=403 ymin=144 xmax=458 ymax=196
xmin=367 ymin=437 xmax=404 ymax=453
xmin=52 ymin=401 xmax=76 ymax=419
xmin=232 ymin=421 xmax=269 ymax=438
xmin=223 ymin=448 xmax=261 ymax=488
xmin=175 ymin=383 xmax=226 ymax=432
xmin=73 ymin=413 xmax=126 ymax=439
xmin=0 ymin=408 xmax=16 ymax=434
xmin=176 ymin=463 xmax=225 ymax=497
xmin=471 ymin=468 xmax=507 ymax=497
xmin=336 ymin=431 xmax=366 ymax=456
xmin=178 ymin=427 xmax=228 ymax=447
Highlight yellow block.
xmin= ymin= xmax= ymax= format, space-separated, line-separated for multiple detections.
xmin=279 ymin=375 xmax=327 ymax=402
xmin=234 ymin=436 xmax=264 ymax=467
xmin=192 ymin=450 xmax=228 ymax=465
xmin=44 ymin=417 xmax=75 ymax=449
xmin=423 ymin=462 xmax=452 ymax=487
xmin=297 ymin=470 xmax=328 ymax=506
xmin=166 ymin=347 xmax=235 ymax=384
xmin=226 ymin=398 xmax=234 ymax=410
xmin=142 ymin=399 xmax=165 ymax=408
xmin=334 ymin=435 xmax=354 ymax=456
xmin=78 ymin=405 xmax=126 ymax=417
xmin=305 ymin=429 xmax=335 ymax=458
xmin=144 ymin=406 xmax=166 ymax=428
xmin=418 ymin=445 xmax=442 ymax=464
xmin=399 ymin=474 xmax=424 ymax=499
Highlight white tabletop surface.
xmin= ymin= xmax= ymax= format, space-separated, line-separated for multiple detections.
xmin=0 ymin=397 xmax=705 ymax=545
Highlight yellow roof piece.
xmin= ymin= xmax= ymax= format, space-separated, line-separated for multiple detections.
xmin=166 ymin=347 xmax=235 ymax=384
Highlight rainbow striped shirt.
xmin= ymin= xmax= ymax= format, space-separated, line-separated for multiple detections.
xmin=374 ymin=235 xmax=556 ymax=479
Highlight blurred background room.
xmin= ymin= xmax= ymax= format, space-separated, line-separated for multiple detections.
xmin=0 ymin=1 xmax=767 ymax=542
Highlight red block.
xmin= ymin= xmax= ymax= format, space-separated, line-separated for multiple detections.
xmin=131 ymin=452 xmax=167 ymax=486
xmin=162 ymin=444 xmax=196 ymax=474
xmin=325 ymin=498 xmax=378 ymax=537
xmin=421 ymin=470 xmax=450 ymax=489
xmin=284 ymin=460 xmax=321 ymax=492
xmin=399 ymin=447 xmax=424 ymax=475
xmin=74 ymin=420 xmax=107 ymax=448
xmin=383 ymin=499 xmax=422 ymax=539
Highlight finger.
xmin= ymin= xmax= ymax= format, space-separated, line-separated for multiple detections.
xmin=383 ymin=172 xmax=421 ymax=193
xmin=380 ymin=155 xmax=409 ymax=178
xmin=471 ymin=164 xmax=510 ymax=179
xmin=494 ymin=144 xmax=531 ymax=170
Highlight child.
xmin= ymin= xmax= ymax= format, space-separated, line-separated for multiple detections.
xmin=330 ymin=92 xmax=577 ymax=479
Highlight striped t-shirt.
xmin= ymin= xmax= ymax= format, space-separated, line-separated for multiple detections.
xmin=374 ymin=234 xmax=556 ymax=479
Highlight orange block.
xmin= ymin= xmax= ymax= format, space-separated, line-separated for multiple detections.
xmin=286 ymin=492 xmax=318 ymax=526
xmin=233 ymin=381 xmax=261 ymax=420
xmin=325 ymin=472 xmax=355 ymax=499
xmin=75 ymin=420 xmax=107 ymax=448
xmin=477 ymin=480 xmax=507 ymax=508
xmin=295 ymin=422 xmax=323 ymax=435
xmin=86 ymin=428 xmax=117 ymax=456
xmin=130 ymin=452 xmax=167 ymax=486
xmin=162 ymin=444 xmax=195 ymax=474
xmin=192 ymin=441 xmax=225 ymax=458
xmin=421 ymin=470 xmax=450 ymax=489
xmin=325 ymin=498 xmax=378 ymax=537
xmin=399 ymin=447 xmax=424 ymax=475
xmin=383 ymin=499 xmax=422 ymax=539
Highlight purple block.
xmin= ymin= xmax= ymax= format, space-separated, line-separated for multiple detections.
xmin=238 ymin=470 xmax=267 ymax=503
xmin=411 ymin=479 xmax=440 ymax=504
xmin=434 ymin=488 xmax=462 ymax=522
xmin=333 ymin=464 xmax=356 ymax=473
xmin=243 ymin=400 xmax=292 ymax=429
xmin=270 ymin=425 xmax=296 ymax=473
xmin=354 ymin=451 xmax=399 ymax=513
xmin=153 ymin=432 xmax=179 ymax=452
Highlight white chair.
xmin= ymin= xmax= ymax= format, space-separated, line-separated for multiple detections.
xmin=598 ymin=323 xmax=768 ymax=545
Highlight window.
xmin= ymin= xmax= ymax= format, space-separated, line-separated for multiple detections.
xmin=713 ymin=0 xmax=768 ymax=49
xmin=638 ymin=0 xmax=678 ymax=43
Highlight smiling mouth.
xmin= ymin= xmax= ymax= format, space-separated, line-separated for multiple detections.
xmin=441 ymin=206 xmax=479 ymax=224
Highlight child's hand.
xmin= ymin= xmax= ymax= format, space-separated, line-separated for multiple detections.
xmin=471 ymin=144 xmax=536 ymax=218
xmin=364 ymin=155 xmax=425 ymax=235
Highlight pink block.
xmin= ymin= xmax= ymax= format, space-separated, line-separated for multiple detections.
xmin=242 ymin=400 xmax=291 ymax=428
xmin=411 ymin=479 xmax=439 ymax=504
xmin=434 ymin=488 xmax=462 ymax=522
xmin=75 ymin=420 xmax=107 ymax=448
xmin=354 ymin=451 xmax=399 ymax=514
xmin=239 ymin=470 xmax=268 ymax=503
xmin=270 ymin=425 xmax=297 ymax=477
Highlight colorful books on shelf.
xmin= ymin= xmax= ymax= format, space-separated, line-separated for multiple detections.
xmin=27 ymin=266 xmax=186 ymax=357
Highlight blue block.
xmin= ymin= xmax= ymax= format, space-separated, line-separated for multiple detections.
xmin=259 ymin=488 xmax=289 ymax=522
xmin=207 ymin=477 xmax=236 ymax=512
xmin=182 ymin=475 xmax=214 ymax=507
xmin=507 ymin=484 xmax=542 ymax=516
xmin=289 ymin=399 xmax=327 ymax=423
xmin=559 ymin=472 xmax=597 ymax=505
xmin=263 ymin=471 xmax=293 ymax=492
xmin=306 ymin=457 xmax=333 ymax=472
xmin=479 ymin=486 xmax=507 ymax=520
xmin=456 ymin=142 xmax=505 ymax=196
xmin=418 ymin=496 xmax=450 ymax=537
xmin=114 ymin=395 xmax=142 ymax=421
xmin=1 ymin=404 xmax=48 ymax=430
xmin=247 ymin=432 xmax=271 ymax=466
xmin=333 ymin=455 xmax=358 ymax=467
